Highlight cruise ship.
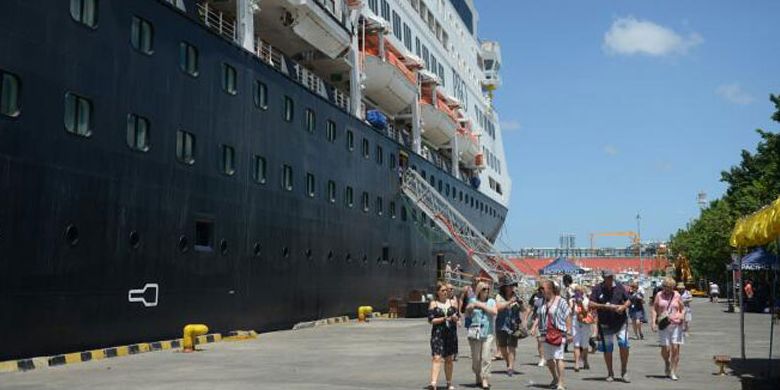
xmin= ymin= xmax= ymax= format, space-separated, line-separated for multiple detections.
xmin=0 ymin=0 xmax=511 ymax=360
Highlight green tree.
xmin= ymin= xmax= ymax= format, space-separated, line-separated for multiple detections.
xmin=670 ymin=94 xmax=780 ymax=283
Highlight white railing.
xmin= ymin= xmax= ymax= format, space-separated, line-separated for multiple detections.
xmin=197 ymin=2 xmax=236 ymax=41
xmin=195 ymin=2 xmax=351 ymax=112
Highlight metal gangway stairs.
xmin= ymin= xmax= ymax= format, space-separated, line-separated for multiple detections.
xmin=400 ymin=169 xmax=526 ymax=285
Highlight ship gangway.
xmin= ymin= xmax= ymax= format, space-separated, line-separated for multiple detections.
xmin=400 ymin=169 xmax=526 ymax=286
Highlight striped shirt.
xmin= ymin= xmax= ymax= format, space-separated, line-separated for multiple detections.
xmin=537 ymin=296 xmax=570 ymax=335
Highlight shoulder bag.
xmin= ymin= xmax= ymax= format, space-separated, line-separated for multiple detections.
xmin=544 ymin=300 xmax=563 ymax=346
xmin=656 ymin=293 xmax=676 ymax=330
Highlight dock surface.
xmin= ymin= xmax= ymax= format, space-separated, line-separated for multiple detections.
xmin=1 ymin=298 xmax=777 ymax=389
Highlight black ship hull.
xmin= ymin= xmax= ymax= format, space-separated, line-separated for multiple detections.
xmin=0 ymin=0 xmax=507 ymax=360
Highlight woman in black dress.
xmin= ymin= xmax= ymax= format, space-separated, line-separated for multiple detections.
xmin=428 ymin=281 xmax=459 ymax=390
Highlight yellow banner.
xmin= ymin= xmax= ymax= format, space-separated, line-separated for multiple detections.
xmin=730 ymin=196 xmax=780 ymax=247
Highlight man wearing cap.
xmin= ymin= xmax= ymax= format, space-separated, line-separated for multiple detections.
xmin=589 ymin=270 xmax=632 ymax=383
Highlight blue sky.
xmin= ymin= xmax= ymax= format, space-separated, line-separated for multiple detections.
xmin=476 ymin=1 xmax=780 ymax=248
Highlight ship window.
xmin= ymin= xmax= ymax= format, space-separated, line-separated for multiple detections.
xmin=459 ymin=190 xmax=463 ymax=201
xmin=429 ymin=175 xmax=435 ymax=187
xmin=306 ymin=172 xmax=315 ymax=197
xmin=64 ymin=92 xmax=93 ymax=137
xmin=0 ymin=71 xmax=21 ymax=118
xmin=254 ymin=81 xmax=268 ymax=110
xmin=282 ymin=247 xmax=290 ymax=258
xmin=438 ymin=180 xmax=442 ymax=192
xmin=421 ymin=170 xmax=426 ymax=179
xmin=178 ymin=235 xmax=189 ymax=253
xmin=253 ymin=242 xmax=261 ymax=257
xmin=392 ymin=11 xmax=401 ymax=40
xmin=220 ymin=239 xmax=228 ymax=255
xmin=346 ymin=130 xmax=354 ymax=151
xmin=403 ymin=23 xmax=412 ymax=51
xmin=65 ymin=224 xmax=80 ymax=246
xmin=368 ymin=0 xmax=378 ymax=14
xmin=362 ymin=192 xmax=369 ymax=212
xmin=194 ymin=220 xmax=214 ymax=251
xmin=389 ymin=201 xmax=396 ymax=219
xmin=175 ymin=130 xmax=195 ymax=165
xmin=129 ymin=230 xmax=140 ymax=249
xmin=282 ymin=165 xmax=293 ymax=191
xmin=376 ymin=196 xmax=383 ymax=216
xmin=389 ymin=153 xmax=396 ymax=169
xmin=326 ymin=120 xmax=336 ymax=142
xmin=70 ymin=0 xmax=98 ymax=28
xmin=283 ymin=96 xmax=294 ymax=122
xmin=401 ymin=206 xmax=407 ymax=221
xmin=252 ymin=155 xmax=267 ymax=184
xmin=126 ymin=113 xmax=150 ymax=152
xmin=380 ymin=0 xmax=390 ymax=20
xmin=345 ymin=186 xmax=354 ymax=208
xmin=222 ymin=63 xmax=237 ymax=95
xmin=327 ymin=180 xmax=336 ymax=203
xmin=130 ymin=16 xmax=153 ymax=54
xmin=362 ymin=138 xmax=369 ymax=159
xmin=221 ymin=145 xmax=236 ymax=176
xmin=179 ymin=42 xmax=198 ymax=77
xmin=445 ymin=184 xmax=450 ymax=196
xmin=305 ymin=108 xmax=315 ymax=133
xmin=375 ymin=145 xmax=383 ymax=165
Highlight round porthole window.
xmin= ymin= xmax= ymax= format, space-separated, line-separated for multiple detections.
xmin=178 ymin=235 xmax=189 ymax=253
xmin=220 ymin=239 xmax=228 ymax=255
xmin=65 ymin=224 xmax=79 ymax=246
xmin=253 ymin=243 xmax=262 ymax=257
xmin=305 ymin=249 xmax=313 ymax=261
xmin=345 ymin=253 xmax=352 ymax=263
xmin=362 ymin=255 xmax=368 ymax=265
xmin=129 ymin=231 xmax=140 ymax=249
xmin=282 ymin=247 xmax=289 ymax=258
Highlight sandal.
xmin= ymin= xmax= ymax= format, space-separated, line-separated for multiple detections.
xmin=447 ymin=384 xmax=456 ymax=390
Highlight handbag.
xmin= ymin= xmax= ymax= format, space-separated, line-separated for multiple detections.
xmin=467 ymin=324 xmax=482 ymax=340
xmin=656 ymin=293 xmax=675 ymax=330
xmin=544 ymin=301 xmax=563 ymax=346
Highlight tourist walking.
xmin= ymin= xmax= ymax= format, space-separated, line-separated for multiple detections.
xmin=495 ymin=278 xmax=525 ymax=376
xmin=589 ymin=270 xmax=632 ymax=383
xmin=651 ymin=277 xmax=685 ymax=381
xmin=628 ymin=281 xmax=645 ymax=340
xmin=677 ymin=283 xmax=693 ymax=334
xmin=466 ymin=282 xmax=497 ymax=389
xmin=570 ymin=284 xmax=594 ymax=372
xmin=427 ymin=282 xmax=459 ymax=390
xmin=709 ymin=281 xmax=720 ymax=303
xmin=528 ymin=285 xmax=547 ymax=367
xmin=538 ymin=280 xmax=571 ymax=390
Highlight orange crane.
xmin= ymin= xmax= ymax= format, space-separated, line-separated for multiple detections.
xmin=589 ymin=231 xmax=640 ymax=252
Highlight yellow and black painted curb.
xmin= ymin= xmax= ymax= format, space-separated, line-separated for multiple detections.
xmin=292 ymin=315 xmax=351 ymax=330
xmin=0 ymin=330 xmax=257 ymax=374
xmin=372 ymin=312 xmax=399 ymax=319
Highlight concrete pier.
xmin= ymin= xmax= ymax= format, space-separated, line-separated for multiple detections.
xmin=1 ymin=299 xmax=777 ymax=389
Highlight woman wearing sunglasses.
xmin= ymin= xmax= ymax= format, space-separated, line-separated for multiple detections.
xmin=651 ymin=277 xmax=685 ymax=381
xmin=466 ymin=281 xmax=498 ymax=389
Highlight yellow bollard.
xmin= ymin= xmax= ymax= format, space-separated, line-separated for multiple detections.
xmin=357 ymin=306 xmax=373 ymax=322
xmin=182 ymin=324 xmax=209 ymax=353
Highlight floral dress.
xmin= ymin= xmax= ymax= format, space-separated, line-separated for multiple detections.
xmin=429 ymin=302 xmax=458 ymax=357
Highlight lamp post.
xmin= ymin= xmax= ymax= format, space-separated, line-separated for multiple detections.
xmin=636 ymin=213 xmax=643 ymax=280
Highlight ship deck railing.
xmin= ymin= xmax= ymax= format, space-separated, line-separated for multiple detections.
xmin=196 ymin=1 xmax=351 ymax=113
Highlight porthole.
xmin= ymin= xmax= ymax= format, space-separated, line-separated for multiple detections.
xmin=178 ymin=235 xmax=189 ymax=253
xmin=219 ymin=239 xmax=228 ymax=255
xmin=282 ymin=246 xmax=290 ymax=258
xmin=390 ymin=257 xmax=396 ymax=265
xmin=413 ymin=260 xmax=418 ymax=267
xmin=376 ymin=256 xmax=381 ymax=264
xmin=362 ymin=255 xmax=368 ymax=265
xmin=346 ymin=253 xmax=352 ymax=263
xmin=65 ymin=224 xmax=79 ymax=246
xmin=402 ymin=259 xmax=407 ymax=266
xmin=421 ymin=261 xmax=427 ymax=267
xmin=253 ymin=242 xmax=262 ymax=257
xmin=327 ymin=251 xmax=334 ymax=261
xmin=305 ymin=249 xmax=313 ymax=260
xmin=129 ymin=230 xmax=140 ymax=249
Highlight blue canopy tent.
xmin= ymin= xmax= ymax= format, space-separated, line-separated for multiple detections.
xmin=539 ymin=257 xmax=584 ymax=275
xmin=741 ymin=247 xmax=780 ymax=271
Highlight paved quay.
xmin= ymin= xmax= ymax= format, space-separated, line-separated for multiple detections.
xmin=1 ymin=298 xmax=777 ymax=389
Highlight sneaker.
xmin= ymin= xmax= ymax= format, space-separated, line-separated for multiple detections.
xmin=549 ymin=380 xmax=558 ymax=389
xmin=556 ymin=385 xmax=566 ymax=390
xmin=664 ymin=362 xmax=671 ymax=377
xmin=538 ymin=358 xmax=547 ymax=367
xmin=639 ymin=334 xmax=644 ymax=340
xmin=583 ymin=362 xmax=590 ymax=370
xmin=621 ymin=372 xmax=631 ymax=383
xmin=605 ymin=376 xmax=614 ymax=383
xmin=670 ymin=372 xmax=678 ymax=381
xmin=507 ymin=368 xmax=514 ymax=377
xmin=574 ymin=366 xmax=580 ymax=372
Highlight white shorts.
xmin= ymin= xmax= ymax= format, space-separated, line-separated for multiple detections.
xmin=658 ymin=323 xmax=685 ymax=346
xmin=544 ymin=341 xmax=566 ymax=360
xmin=572 ymin=323 xmax=592 ymax=348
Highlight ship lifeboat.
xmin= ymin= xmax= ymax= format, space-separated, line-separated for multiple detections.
xmin=282 ymin=0 xmax=351 ymax=59
xmin=360 ymin=34 xmax=417 ymax=114
xmin=419 ymin=83 xmax=459 ymax=147
xmin=457 ymin=119 xmax=481 ymax=165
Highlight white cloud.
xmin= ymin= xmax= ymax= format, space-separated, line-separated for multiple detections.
xmin=603 ymin=145 xmax=619 ymax=156
xmin=603 ymin=16 xmax=702 ymax=56
xmin=501 ymin=120 xmax=521 ymax=132
xmin=716 ymin=83 xmax=754 ymax=105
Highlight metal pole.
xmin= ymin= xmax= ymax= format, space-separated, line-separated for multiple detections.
xmin=637 ymin=213 xmax=643 ymax=280
xmin=769 ymin=268 xmax=775 ymax=378
xmin=739 ymin=251 xmax=745 ymax=360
